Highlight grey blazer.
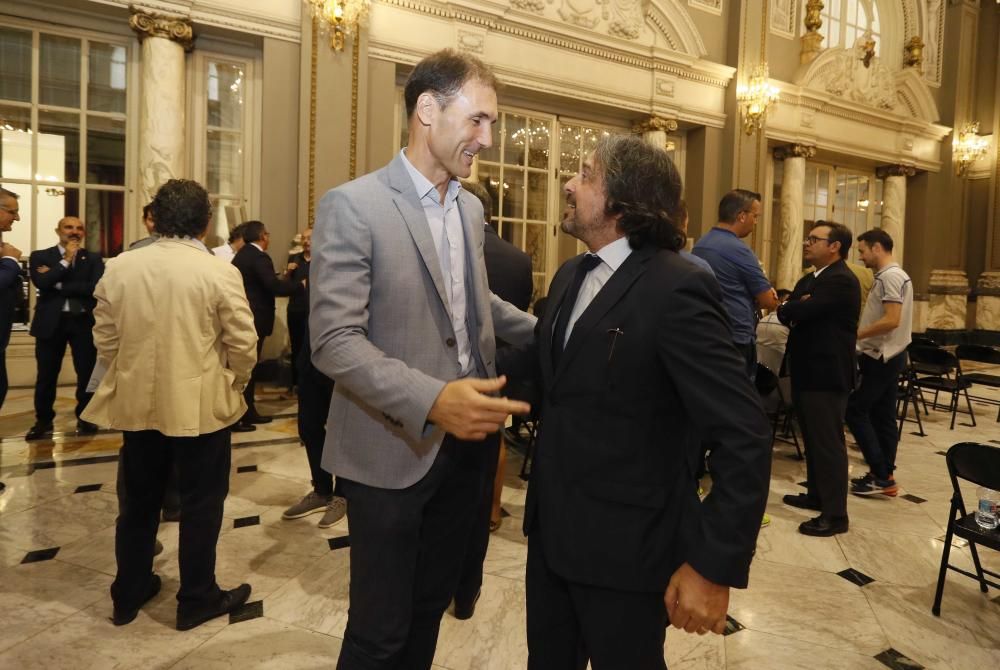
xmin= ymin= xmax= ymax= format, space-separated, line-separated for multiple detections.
xmin=310 ymin=154 xmax=537 ymax=489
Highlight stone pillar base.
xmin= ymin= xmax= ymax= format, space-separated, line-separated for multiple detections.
xmin=927 ymin=269 xmax=969 ymax=332
xmin=975 ymin=271 xmax=1000 ymax=331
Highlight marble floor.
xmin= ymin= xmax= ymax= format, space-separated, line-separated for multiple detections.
xmin=1 ymin=378 xmax=1000 ymax=669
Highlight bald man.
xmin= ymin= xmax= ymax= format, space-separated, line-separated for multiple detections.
xmin=26 ymin=216 xmax=104 ymax=440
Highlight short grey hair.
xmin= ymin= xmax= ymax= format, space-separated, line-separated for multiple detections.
xmin=0 ymin=187 xmax=19 ymax=201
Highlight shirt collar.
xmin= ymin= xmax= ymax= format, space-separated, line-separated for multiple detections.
xmin=183 ymin=236 xmax=210 ymax=253
xmin=875 ymin=262 xmax=900 ymax=277
xmin=251 ymin=242 xmax=265 ymax=253
xmin=591 ymin=236 xmax=632 ymax=272
xmin=400 ymin=149 xmax=461 ymax=205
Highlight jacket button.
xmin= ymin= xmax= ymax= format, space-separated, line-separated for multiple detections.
xmin=446 ymin=338 xmax=456 ymax=347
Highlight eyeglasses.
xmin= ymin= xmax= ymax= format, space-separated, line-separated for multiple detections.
xmin=805 ymin=235 xmax=830 ymax=245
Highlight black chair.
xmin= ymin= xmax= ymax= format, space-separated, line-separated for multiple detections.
xmin=755 ymin=363 xmax=802 ymax=460
xmin=932 ymin=442 xmax=1000 ymax=616
xmin=956 ymin=344 xmax=1000 ymax=422
xmin=911 ymin=335 xmax=940 ymax=348
xmin=905 ymin=346 xmax=975 ymax=429
xmin=896 ymin=357 xmax=926 ymax=438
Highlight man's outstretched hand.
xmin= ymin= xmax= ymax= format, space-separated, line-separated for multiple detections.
xmin=664 ymin=562 xmax=730 ymax=636
xmin=428 ymin=375 xmax=530 ymax=441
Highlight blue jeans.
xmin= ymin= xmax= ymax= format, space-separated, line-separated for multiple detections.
xmin=846 ymin=353 xmax=907 ymax=480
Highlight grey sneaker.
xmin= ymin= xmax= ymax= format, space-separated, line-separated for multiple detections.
xmin=282 ymin=491 xmax=332 ymax=520
xmin=317 ymin=496 xmax=347 ymax=528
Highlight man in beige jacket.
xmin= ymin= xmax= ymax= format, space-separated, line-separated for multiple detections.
xmin=83 ymin=179 xmax=258 ymax=631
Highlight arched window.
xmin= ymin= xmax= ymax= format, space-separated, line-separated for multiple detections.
xmin=803 ymin=0 xmax=882 ymax=53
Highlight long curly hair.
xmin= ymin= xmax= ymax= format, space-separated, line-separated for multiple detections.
xmin=592 ymin=134 xmax=685 ymax=251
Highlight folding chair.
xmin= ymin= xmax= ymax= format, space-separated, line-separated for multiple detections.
xmin=896 ymin=356 xmax=925 ymax=437
xmin=905 ymin=346 xmax=975 ymax=429
xmin=755 ymin=363 xmax=802 ymax=459
xmin=932 ymin=441 xmax=1000 ymax=616
xmin=956 ymin=344 xmax=1000 ymax=422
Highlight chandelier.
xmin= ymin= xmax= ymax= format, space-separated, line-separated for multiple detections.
xmin=737 ymin=64 xmax=780 ymax=136
xmin=953 ymin=122 xmax=990 ymax=176
xmin=304 ymin=0 xmax=371 ymax=52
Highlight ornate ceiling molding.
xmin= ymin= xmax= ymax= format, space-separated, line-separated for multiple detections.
xmin=876 ymin=164 xmax=918 ymax=179
xmin=91 ymin=0 xmax=302 ymax=43
xmin=773 ymin=144 xmax=816 ymax=161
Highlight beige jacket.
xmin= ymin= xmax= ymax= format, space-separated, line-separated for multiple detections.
xmin=82 ymin=237 xmax=258 ymax=437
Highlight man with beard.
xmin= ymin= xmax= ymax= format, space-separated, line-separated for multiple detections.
xmin=26 ymin=216 xmax=104 ymax=439
xmin=504 ymin=134 xmax=771 ymax=669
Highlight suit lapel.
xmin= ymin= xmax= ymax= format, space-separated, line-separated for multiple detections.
xmin=387 ymin=156 xmax=452 ymax=318
xmin=554 ymin=245 xmax=653 ymax=381
xmin=540 ymin=256 xmax=577 ymax=386
xmin=457 ymin=193 xmax=488 ymax=345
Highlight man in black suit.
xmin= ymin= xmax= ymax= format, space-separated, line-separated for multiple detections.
xmin=452 ymin=180 xmax=533 ymax=620
xmin=26 ymin=216 xmax=104 ymax=439
xmin=507 ymin=135 xmax=771 ymax=669
xmin=1 ymin=188 xmax=24 ymax=419
xmin=779 ymin=221 xmax=860 ymax=537
xmin=232 ymin=220 xmax=303 ymax=430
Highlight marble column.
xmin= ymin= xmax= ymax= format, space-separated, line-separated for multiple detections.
xmin=773 ymin=144 xmax=816 ymax=290
xmin=975 ymin=272 xmax=1000 ymax=332
xmin=875 ymin=164 xmax=916 ymax=266
xmin=632 ymin=115 xmax=679 ymax=154
xmin=927 ymin=269 xmax=970 ymax=331
xmin=129 ymin=9 xmax=194 ymax=208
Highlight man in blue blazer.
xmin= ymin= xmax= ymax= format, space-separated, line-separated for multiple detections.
xmin=26 ymin=216 xmax=104 ymax=439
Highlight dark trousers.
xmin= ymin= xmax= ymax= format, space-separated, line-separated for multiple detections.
xmin=0 ymin=328 xmax=9 ymax=411
xmin=454 ymin=431 xmax=501 ymax=605
xmin=296 ymin=341 xmax=335 ymax=497
xmin=736 ymin=341 xmax=757 ymax=381
xmin=242 ymin=340 xmax=265 ymax=421
xmin=526 ymin=535 xmax=668 ymax=670
xmin=287 ymin=309 xmax=307 ymax=389
xmin=33 ymin=313 xmax=97 ymax=422
xmin=794 ymin=389 xmax=850 ymax=518
xmin=336 ymin=436 xmax=488 ymax=670
xmin=846 ymin=353 xmax=907 ymax=481
xmin=111 ymin=427 xmax=231 ymax=612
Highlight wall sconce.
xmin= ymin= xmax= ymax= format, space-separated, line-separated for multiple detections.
xmin=304 ymin=0 xmax=371 ymax=51
xmin=737 ymin=64 xmax=780 ymax=136
xmin=953 ymin=122 xmax=990 ymax=176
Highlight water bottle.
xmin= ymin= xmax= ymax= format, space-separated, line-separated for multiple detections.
xmin=975 ymin=487 xmax=999 ymax=530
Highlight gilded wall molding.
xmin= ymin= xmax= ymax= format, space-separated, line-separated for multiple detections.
xmin=374 ymin=1 xmax=730 ymax=89
xmin=631 ymin=116 xmax=679 ymax=134
xmin=129 ymin=5 xmax=195 ymax=51
xmin=308 ymin=16 xmax=318 ymax=227
xmin=876 ymin=164 xmax=918 ymax=179
xmin=773 ymin=144 xmax=816 ymax=161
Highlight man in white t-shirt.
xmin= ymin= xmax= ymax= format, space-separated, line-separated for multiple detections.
xmin=846 ymin=228 xmax=913 ymax=497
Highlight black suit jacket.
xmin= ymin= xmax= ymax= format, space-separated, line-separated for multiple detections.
xmin=509 ymin=245 xmax=771 ymax=592
xmin=232 ymin=243 xmax=303 ymax=338
xmin=483 ymin=223 xmax=533 ymax=312
xmin=28 ymin=246 xmax=104 ymax=339
xmin=778 ymin=259 xmax=860 ymax=393
xmin=0 ymin=258 xmax=24 ymax=348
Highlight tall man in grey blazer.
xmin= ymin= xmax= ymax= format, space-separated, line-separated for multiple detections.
xmin=310 ymin=50 xmax=536 ymax=669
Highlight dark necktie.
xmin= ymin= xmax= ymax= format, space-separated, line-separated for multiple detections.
xmin=552 ymin=253 xmax=601 ymax=366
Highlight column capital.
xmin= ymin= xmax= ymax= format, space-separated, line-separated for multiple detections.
xmin=129 ymin=6 xmax=195 ymax=52
xmin=875 ymin=164 xmax=917 ymax=179
xmin=773 ymin=144 xmax=816 ymax=161
xmin=631 ymin=115 xmax=678 ymax=135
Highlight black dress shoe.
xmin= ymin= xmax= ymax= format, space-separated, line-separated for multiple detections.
xmin=782 ymin=493 xmax=822 ymax=511
xmin=248 ymin=414 xmax=273 ymax=424
xmin=798 ymin=515 xmax=849 ymax=537
xmin=25 ymin=422 xmax=54 ymax=440
xmin=112 ymin=573 xmax=162 ymax=626
xmin=453 ymin=590 xmax=481 ymax=620
xmin=77 ymin=419 xmax=99 ymax=435
xmin=176 ymin=584 xmax=252 ymax=631
xmin=231 ymin=422 xmax=257 ymax=433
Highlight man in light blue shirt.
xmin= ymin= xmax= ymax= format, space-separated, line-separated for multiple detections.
xmin=693 ymin=189 xmax=778 ymax=378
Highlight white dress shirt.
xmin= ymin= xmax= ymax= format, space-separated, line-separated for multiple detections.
xmin=562 ymin=235 xmax=633 ymax=347
xmin=400 ymin=149 xmax=473 ymax=376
